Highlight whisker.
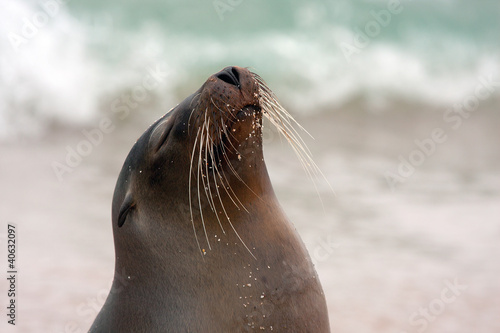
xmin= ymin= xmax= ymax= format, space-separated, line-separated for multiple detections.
xmin=253 ymin=72 xmax=335 ymax=198
xmin=188 ymin=93 xmax=202 ymax=132
xmin=189 ymin=127 xmax=204 ymax=257
xmin=197 ymin=116 xmax=212 ymax=251
xmin=205 ymin=121 xmax=226 ymax=235
xmin=201 ymin=112 xmax=216 ymax=213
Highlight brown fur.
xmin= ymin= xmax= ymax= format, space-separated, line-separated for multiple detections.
xmin=89 ymin=67 xmax=330 ymax=332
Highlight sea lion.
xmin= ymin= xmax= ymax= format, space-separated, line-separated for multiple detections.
xmin=89 ymin=66 xmax=330 ymax=332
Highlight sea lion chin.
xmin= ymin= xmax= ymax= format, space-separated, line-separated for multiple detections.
xmin=89 ymin=66 xmax=331 ymax=332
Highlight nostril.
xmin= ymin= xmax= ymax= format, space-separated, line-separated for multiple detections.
xmin=231 ymin=67 xmax=240 ymax=84
xmin=217 ymin=73 xmax=236 ymax=85
xmin=216 ymin=67 xmax=241 ymax=88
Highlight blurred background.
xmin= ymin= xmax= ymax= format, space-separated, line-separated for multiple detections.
xmin=1 ymin=0 xmax=499 ymax=332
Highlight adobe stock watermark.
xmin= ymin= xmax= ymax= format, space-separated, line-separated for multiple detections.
xmin=339 ymin=0 xmax=405 ymax=62
xmin=213 ymin=0 xmax=244 ymax=21
xmin=56 ymin=268 xmax=134 ymax=333
xmin=51 ymin=63 xmax=169 ymax=182
xmin=7 ymin=0 xmax=72 ymax=51
xmin=384 ymin=74 xmax=499 ymax=191
xmin=401 ymin=277 xmax=468 ymax=333
xmin=311 ymin=234 xmax=341 ymax=265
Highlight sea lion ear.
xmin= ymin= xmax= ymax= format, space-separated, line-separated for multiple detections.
xmin=149 ymin=114 xmax=175 ymax=154
xmin=118 ymin=193 xmax=135 ymax=228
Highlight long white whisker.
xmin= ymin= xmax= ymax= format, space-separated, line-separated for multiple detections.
xmin=197 ymin=117 xmax=211 ymax=251
xmin=201 ymin=112 xmax=216 ymax=213
xmin=205 ymin=119 xmax=226 ymax=234
xmin=253 ymin=73 xmax=336 ymax=199
xmin=189 ymin=127 xmax=204 ymax=257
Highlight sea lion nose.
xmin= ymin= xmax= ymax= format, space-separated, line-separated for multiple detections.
xmin=215 ymin=66 xmax=241 ymax=88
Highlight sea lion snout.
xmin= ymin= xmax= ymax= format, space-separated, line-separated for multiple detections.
xmin=203 ymin=66 xmax=260 ymax=114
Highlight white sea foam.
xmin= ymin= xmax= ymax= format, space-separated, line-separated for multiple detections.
xmin=1 ymin=1 xmax=498 ymax=140
xmin=1 ymin=1 xmax=99 ymax=138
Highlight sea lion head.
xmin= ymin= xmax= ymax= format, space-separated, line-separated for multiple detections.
xmin=111 ymin=66 xmax=311 ymax=259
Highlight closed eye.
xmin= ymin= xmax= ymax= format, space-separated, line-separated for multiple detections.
xmin=118 ymin=194 xmax=136 ymax=228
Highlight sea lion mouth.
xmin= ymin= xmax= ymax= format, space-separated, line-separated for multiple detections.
xmin=205 ymin=104 xmax=262 ymax=169
xmin=235 ymin=104 xmax=260 ymax=118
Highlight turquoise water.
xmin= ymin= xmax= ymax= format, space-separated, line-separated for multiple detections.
xmin=68 ymin=0 xmax=500 ymax=43
xmin=1 ymin=0 xmax=499 ymax=137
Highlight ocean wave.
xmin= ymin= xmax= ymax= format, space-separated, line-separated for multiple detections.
xmin=1 ymin=1 xmax=498 ymax=140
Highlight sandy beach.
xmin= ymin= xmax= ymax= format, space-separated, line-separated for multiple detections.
xmin=1 ymin=103 xmax=499 ymax=332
